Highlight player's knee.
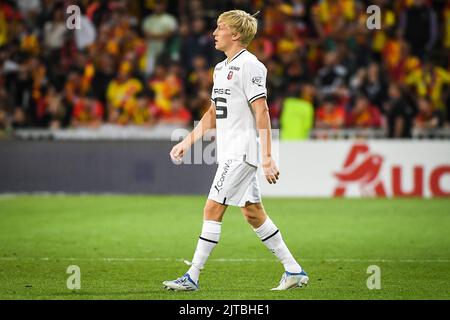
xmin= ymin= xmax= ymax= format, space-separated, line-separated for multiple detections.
xmin=241 ymin=203 xmax=266 ymax=225
xmin=243 ymin=213 xmax=259 ymax=225
xmin=203 ymin=201 xmax=225 ymax=222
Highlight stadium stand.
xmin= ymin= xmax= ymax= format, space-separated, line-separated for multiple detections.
xmin=0 ymin=0 xmax=449 ymax=140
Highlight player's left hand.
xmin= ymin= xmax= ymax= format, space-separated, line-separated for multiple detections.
xmin=262 ymin=157 xmax=280 ymax=184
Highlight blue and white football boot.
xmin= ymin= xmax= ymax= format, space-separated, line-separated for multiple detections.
xmin=163 ymin=273 xmax=199 ymax=291
xmin=270 ymin=270 xmax=309 ymax=290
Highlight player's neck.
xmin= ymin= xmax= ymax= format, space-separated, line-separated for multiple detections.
xmin=225 ymin=46 xmax=246 ymax=64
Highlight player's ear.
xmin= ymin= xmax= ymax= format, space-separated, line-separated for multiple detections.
xmin=231 ymin=32 xmax=241 ymax=42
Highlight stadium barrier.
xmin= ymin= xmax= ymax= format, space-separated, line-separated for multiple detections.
xmin=309 ymin=128 xmax=450 ymax=140
xmin=260 ymin=140 xmax=450 ymax=198
xmin=12 ymin=124 xmax=184 ymax=141
xmin=309 ymin=128 xmax=387 ymax=140
xmin=13 ymin=127 xmax=450 ymax=141
xmin=0 ymin=140 xmax=215 ymax=194
xmin=1 ymin=139 xmax=449 ymax=198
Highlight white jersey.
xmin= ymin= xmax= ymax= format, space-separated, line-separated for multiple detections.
xmin=211 ymin=49 xmax=267 ymax=167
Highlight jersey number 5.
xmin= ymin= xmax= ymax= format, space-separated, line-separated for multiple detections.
xmin=214 ymin=97 xmax=228 ymax=119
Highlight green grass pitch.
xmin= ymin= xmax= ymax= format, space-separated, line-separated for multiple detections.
xmin=0 ymin=195 xmax=449 ymax=300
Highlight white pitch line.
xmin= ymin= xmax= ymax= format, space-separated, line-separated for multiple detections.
xmin=0 ymin=257 xmax=450 ymax=263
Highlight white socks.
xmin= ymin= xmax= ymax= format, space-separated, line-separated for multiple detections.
xmin=254 ymin=216 xmax=302 ymax=274
xmin=187 ymin=220 xmax=222 ymax=284
xmin=186 ymin=216 xmax=301 ymax=284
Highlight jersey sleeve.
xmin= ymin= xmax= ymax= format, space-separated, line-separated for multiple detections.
xmin=243 ymin=60 xmax=268 ymax=104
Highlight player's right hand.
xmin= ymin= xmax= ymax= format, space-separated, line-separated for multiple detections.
xmin=170 ymin=141 xmax=189 ymax=165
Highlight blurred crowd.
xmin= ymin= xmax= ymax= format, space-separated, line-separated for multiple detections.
xmin=0 ymin=0 xmax=449 ymax=139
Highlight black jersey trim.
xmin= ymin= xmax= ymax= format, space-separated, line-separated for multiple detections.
xmin=249 ymin=92 xmax=267 ymax=103
xmin=226 ymin=49 xmax=247 ymax=65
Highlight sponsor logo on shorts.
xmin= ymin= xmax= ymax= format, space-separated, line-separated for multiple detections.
xmin=214 ymin=160 xmax=233 ymax=194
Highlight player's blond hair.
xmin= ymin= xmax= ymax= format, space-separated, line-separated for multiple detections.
xmin=218 ymin=10 xmax=258 ymax=47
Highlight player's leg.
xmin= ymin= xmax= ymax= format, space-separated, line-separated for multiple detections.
xmin=163 ymin=200 xmax=227 ymax=291
xmin=241 ymin=202 xmax=303 ymax=272
xmin=184 ymin=199 xmax=227 ymax=284
xmin=241 ymin=202 xmax=308 ymax=290
xmin=203 ymin=198 xmax=228 ymax=222
xmin=163 ymin=159 xmax=255 ymax=291
xmin=185 ymin=159 xmax=254 ymax=284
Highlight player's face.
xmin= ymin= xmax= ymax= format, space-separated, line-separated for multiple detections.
xmin=213 ymin=22 xmax=234 ymax=51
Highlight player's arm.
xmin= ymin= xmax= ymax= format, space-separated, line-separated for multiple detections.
xmin=170 ymin=102 xmax=216 ymax=162
xmin=251 ymin=98 xmax=279 ymax=184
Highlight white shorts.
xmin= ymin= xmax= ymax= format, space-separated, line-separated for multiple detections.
xmin=208 ymin=159 xmax=262 ymax=207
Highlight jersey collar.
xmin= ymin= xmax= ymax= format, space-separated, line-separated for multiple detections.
xmin=225 ymin=49 xmax=247 ymax=66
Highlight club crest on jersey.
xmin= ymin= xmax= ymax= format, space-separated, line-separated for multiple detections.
xmin=227 ymin=71 xmax=233 ymax=80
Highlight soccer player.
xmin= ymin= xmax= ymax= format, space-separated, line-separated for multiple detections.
xmin=163 ymin=10 xmax=308 ymax=291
